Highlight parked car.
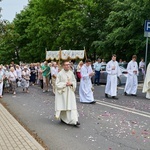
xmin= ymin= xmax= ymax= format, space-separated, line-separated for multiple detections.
xmin=118 ymin=62 xmax=128 ymax=69
xmin=99 ymin=64 xmax=143 ymax=85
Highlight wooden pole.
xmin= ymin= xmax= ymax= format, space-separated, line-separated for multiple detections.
xmin=58 ymin=47 xmax=61 ymax=67
xmin=45 ymin=47 xmax=47 ymax=60
xmin=84 ymin=47 xmax=87 ymax=60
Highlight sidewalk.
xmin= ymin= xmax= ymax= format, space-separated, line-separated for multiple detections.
xmin=0 ymin=103 xmax=45 ymax=150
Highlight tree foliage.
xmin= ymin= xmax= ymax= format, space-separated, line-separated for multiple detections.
xmin=0 ymin=0 xmax=150 ymax=63
xmin=93 ymin=0 xmax=150 ymax=62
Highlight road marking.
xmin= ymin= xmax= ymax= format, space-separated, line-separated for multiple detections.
xmin=95 ymin=100 xmax=150 ymax=118
xmin=118 ymin=86 xmax=143 ymax=90
xmin=48 ymin=86 xmax=148 ymax=117
xmin=94 ymin=84 xmax=143 ymax=89
xmin=76 ymin=95 xmax=150 ymax=118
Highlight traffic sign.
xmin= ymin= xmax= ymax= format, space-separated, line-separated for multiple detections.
xmin=144 ymin=20 xmax=150 ymax=37
xmin=144 ymin=20 xmax=150 ymax=31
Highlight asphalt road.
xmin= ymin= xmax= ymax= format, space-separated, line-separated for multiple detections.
xmin=1 ymin=83 xmax=150 ymax=150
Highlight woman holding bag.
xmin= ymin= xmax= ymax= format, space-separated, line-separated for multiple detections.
xmin=21 ymin=66 xmax=30 ymax=93
xmin=9 ymin=67 xmax=18 ymax=95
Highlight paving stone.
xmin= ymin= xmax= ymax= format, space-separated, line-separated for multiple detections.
xmin=0 ymin=104 xmax=44 ymax=150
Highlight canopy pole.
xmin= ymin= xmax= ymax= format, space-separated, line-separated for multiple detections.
xmin=45 ymin=47 xmax=47 ymax=60
xmin=58 ymin=47 xmax=61 ymax=67
xmin=84 ymin=47 xmax=87 ymax=60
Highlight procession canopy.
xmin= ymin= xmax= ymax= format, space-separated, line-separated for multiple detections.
xmin=46 ymin=50 xmax=85 ymax=60
xmin=61 ymin=50 xmax=85 ymax=60
xmin=46 ymin=50 xmax=60 ymax=60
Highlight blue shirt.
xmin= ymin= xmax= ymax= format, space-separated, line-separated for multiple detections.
xmin=94 ymin=62 xmax=101 ymax=71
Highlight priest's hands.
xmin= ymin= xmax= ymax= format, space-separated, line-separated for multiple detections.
xmin=66 ymin=82 xmax=73 ymax=86
xmin=89 ymin=72 xmax=95 ymax=77
xmin=112 ymin=66 xmax=116 ymax=70
xmin=133 ymin=70 xmax=137 ymax=74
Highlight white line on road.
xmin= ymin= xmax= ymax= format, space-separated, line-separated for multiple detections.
xmin=76 ymin=95 xmax=150 ymax=118
xmin=95 ymin=100 xmax=150 ymax=118
xmin=95 ymin=84 xmax=143 ymax=89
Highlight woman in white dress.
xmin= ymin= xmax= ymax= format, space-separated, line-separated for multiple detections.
xmin=3 ymin=65 xmax=10 ymax=93
xmin=0 ymin=65 xmax=5 ymax=97
xmin=21 ymin=66 xmax=30 ymax=93
xmin=9 ymin=67 xmax=17 ymax=95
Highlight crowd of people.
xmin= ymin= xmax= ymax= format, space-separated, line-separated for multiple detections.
xmin=0 ymin=61 xmax=52 ymax=96
xmin=0 ymin=63 xmax=31 ymax=96
xmin=0 ymin=55 xmax=149 ymax=126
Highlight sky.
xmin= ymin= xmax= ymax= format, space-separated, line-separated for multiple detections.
xmin=0 ymin=0 xmax=29 ymax=22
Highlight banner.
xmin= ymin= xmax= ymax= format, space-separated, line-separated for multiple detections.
xmin=46 ymin=51 xmax=60 ymax=60
xmin=46 ymin=50 xmax=85 ymax=60
xmin=61 ymin=50 xmax=85 ymax=60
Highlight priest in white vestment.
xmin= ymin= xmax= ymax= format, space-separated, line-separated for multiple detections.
xmin=124 ymin=55 xmax=138 ymax=96
xmin=105 ymin=54 xmax=122 ymax=99
xmin=55 ymin=61 xmax=80 ymax=126
xmin=142 ymin=63 xmax=150 ymax=99
xmin=79 ymin=59 xmax=96 ymax=104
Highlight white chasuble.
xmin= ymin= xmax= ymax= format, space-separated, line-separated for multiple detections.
xmin=143 ymin=63 xmax=150 ymax=99
xmin=55 ymin=69 xmax=78 ymax=125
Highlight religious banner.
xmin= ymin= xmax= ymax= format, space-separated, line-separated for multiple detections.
xmin=46 ymin=51 xmax=60 ymax=60
xmin=46 ymin=49 xmax=85 ymax=60
xmin=61 ymin=50 xmax=85 ymax=60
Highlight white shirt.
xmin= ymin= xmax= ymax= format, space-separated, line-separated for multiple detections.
xmin=22 ymin=70 xmax=30 ymax=78
xmin=139 ymin=61 xmax=145 ymax=70
xmin=51 ymin=67 xmax=58 ymax=76
xmin=77 ymin=65 xmax=82 ymax=72
xmin=0 ymin=70 xmax=4 ymax=82
xmin=101 ymin=62 xmax=106 ymax=65
xmin=94 ymin=62 xmax=101 ymax=71
xmin=16 ymin=68 xmax=22 ymax=78
xmin=4 ymin=70 xmax=10 ymax=78
xmin=9 ymin=71 xmax=17 ymax=82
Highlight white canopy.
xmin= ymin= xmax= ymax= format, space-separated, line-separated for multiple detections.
xmin=46 ymin=50 xmax=85 ymax=60
xmin=46 ymin=51 xmax=60 ymax=60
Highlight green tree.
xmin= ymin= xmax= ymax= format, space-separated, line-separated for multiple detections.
xmin=93 ymin=0 xmax=150 ymax=62
xmin=14 ymin=0 xmax=67 ymax=62
xmin=51 ymin=0 xmax=113 ymax=59
xmin=0 ymin=22 xmax=20 ymax=64
xmin=2 ymin=0 xmax=150 ymax=63
xmin=13 ymin=0 xmax=113 ymax=61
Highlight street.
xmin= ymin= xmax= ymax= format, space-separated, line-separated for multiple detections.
xmin=0 ymin=83 xmax=150 ymax=150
